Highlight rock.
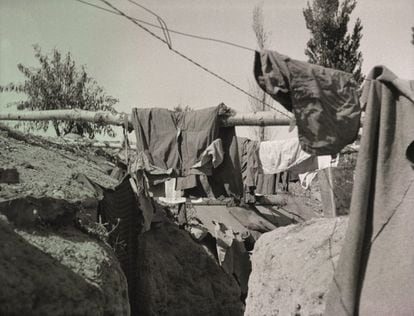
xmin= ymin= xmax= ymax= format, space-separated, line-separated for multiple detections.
xmin=0 ymin=201 xmax=130 ymax=316
xmin=135 ymin=222 xmax=244 ymax=316
xmin=52 ymin=190 xmax=65 ymax=199
xmin=0 ymin=196 xmax=77 ymax=228
xmin=21 ymin=162 xmax=36 ymax=169
xmin=245 ymin=217 xmax=348 ymax=316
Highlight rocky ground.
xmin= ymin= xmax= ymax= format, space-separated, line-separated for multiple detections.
xmin=0 ymin=200 xmax=130 ymax=316
xmin=0 ymin=124 xmax=118 ymax=201
xmin=0 ymin=126 xmax=130 ymax=315
xmin=245 ymin=216 xmax=348 ymax=316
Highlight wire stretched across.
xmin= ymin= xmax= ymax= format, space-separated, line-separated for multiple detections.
xmin=127 ymin=0 xmax=172 ymax=49
xmin=74 ymin=0 xmax=256 ymax=52
xmin=91 ymin=0 xmax=292 ymax=119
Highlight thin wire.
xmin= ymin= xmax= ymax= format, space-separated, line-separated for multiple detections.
xmin=95 ymin=0 xmax=291 ymax=118
xmin=75 ymin=0 xmax=256 ymax=52
xmin=127 ymin=0 xmax=172 ymax=48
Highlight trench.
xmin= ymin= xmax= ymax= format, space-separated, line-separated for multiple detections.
xmin=95 ymin=175 xmax=302 ymax=316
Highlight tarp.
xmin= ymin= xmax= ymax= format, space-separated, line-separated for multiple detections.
xmin=325 ymin=67 xmax=414 ymax=315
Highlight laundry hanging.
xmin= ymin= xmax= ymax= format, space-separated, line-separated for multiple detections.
xmin=131 ymin=105 xmax=243 ymax=199
xmin=254 ymin=50 xmax=361 ymax=155
xmin=130 ymin=106 xmax=223 ymax=179
xmin=259 ymin=138 xmax=312 ymax=175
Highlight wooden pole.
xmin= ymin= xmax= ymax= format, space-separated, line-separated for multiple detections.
xmin=0 ymin=110 xmax=127 ymax=126
xmin=0 ymin=109 xmax=292 ymax=127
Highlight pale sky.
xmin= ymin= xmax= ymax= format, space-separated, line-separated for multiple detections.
xmin=1 ymin=0 xmax=413 ymax=140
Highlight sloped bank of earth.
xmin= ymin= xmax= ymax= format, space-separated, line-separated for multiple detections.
xmin=135 ymin=221 xmax=245 ymax=316
xmin=0 ymin=202 xmax=130 ymax=316
xmin=0 ymin=128 xmax=129 ymax=315
xmin=0 ymin=126 xmax=119 ymax=200
xmin=245 ymin=216 xmax=348 ymax=316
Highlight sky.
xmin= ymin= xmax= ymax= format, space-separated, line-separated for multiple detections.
xmin=0 ymin=0 xmax=413 ymax=140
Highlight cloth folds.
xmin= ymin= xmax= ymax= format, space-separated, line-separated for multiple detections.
xmin=131 ymin=106 xmax=243 ymax=199
xmin=131 ymin=106 xmax=222 ymax=179
xmin=254 ymin=50 xmax=361 ymax=155
xmin=324 ymin=67 xmax=414 ymax=315
xmin=259 ymin=138 xmax=312 ymax=174
xmin=178 ymin=127 xmax=244 ymax=199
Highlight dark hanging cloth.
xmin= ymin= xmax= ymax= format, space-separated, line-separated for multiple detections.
xmin=132 ymin=104 xmax=243 ymax=199
xmin=254 ymin=50 xmax=361 ymax=155
xmin=237 ymin=137 xmax=261 ymax=195
xmin=179 ymin=127 xmax=244 ymax=199
xmin=324 ymin=67 xmax=414 ymax=315
xmin=207 ymin=126 xmax=243 ymax=199
xmin=131 ymin=105 xmax=243 ymax=199
xmin=131 ymin=106 xmax=220 ymax=179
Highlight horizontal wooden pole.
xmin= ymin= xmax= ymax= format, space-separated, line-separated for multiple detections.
xmin=0 ymin=109 xmax=127 ymax=126
xmin=222 ymin=111 xmax=291 ymax=126
xmin=0 ymin=109 xmax=292 ymax=127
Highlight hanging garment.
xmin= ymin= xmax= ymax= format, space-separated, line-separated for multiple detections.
xmin=238 ymin=137 xmax=292 ymax=197
xmin=259 ymin=138 xmax=312 ymax=174
xmin=255 ymin=173 xmax=290 ymax=195
xmin=131 ymin=106 xmax=224 ymax=179
xmin=237 ymin=137 xmax=261 ymax=189
xmin=237 ymin=137 xmax=261 ymax=201
xmin=294 ymin=155 xmax=339 ymax=189
xmin=254 ymin=50 xmax=361 ymax=155
xmin=324 ymin=67 xmax=414 ymax=315
xmin=177 ymin=126 xmax=244 ymax=199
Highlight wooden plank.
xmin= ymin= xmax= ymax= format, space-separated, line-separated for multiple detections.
xmin=318 ymin=167 xmax=337 ymax=217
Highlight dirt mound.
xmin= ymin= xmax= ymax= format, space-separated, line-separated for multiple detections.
xmin=0 ymin=125 xmax=118 ymax=201
xmin=0 ymin=128 xmax=246 ymax=315
xmin=135 ymin=221 xmax=244 ymax=316
xmin=245 ymin=216 xmax=348 ymax=316
xmin=0 ymin=204 xmax=129 ymax=316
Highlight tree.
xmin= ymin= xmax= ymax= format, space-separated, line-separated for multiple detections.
xmin=0 ymin=45 xmax=118 ymax=138
xmin=250 ymin=3 xmax=271 ymax=141
xmin=303 ymin=0 xmax=364 ymax=85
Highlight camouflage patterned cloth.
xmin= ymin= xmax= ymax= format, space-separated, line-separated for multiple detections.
xmin=254 ymin=50 xmax=361 ymax=155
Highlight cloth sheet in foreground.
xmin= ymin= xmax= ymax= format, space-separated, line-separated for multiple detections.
xmin=324 ymin=67 xmax=414 ymax=315
xmin=254 ymin=50 xmax=361 ymax=155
